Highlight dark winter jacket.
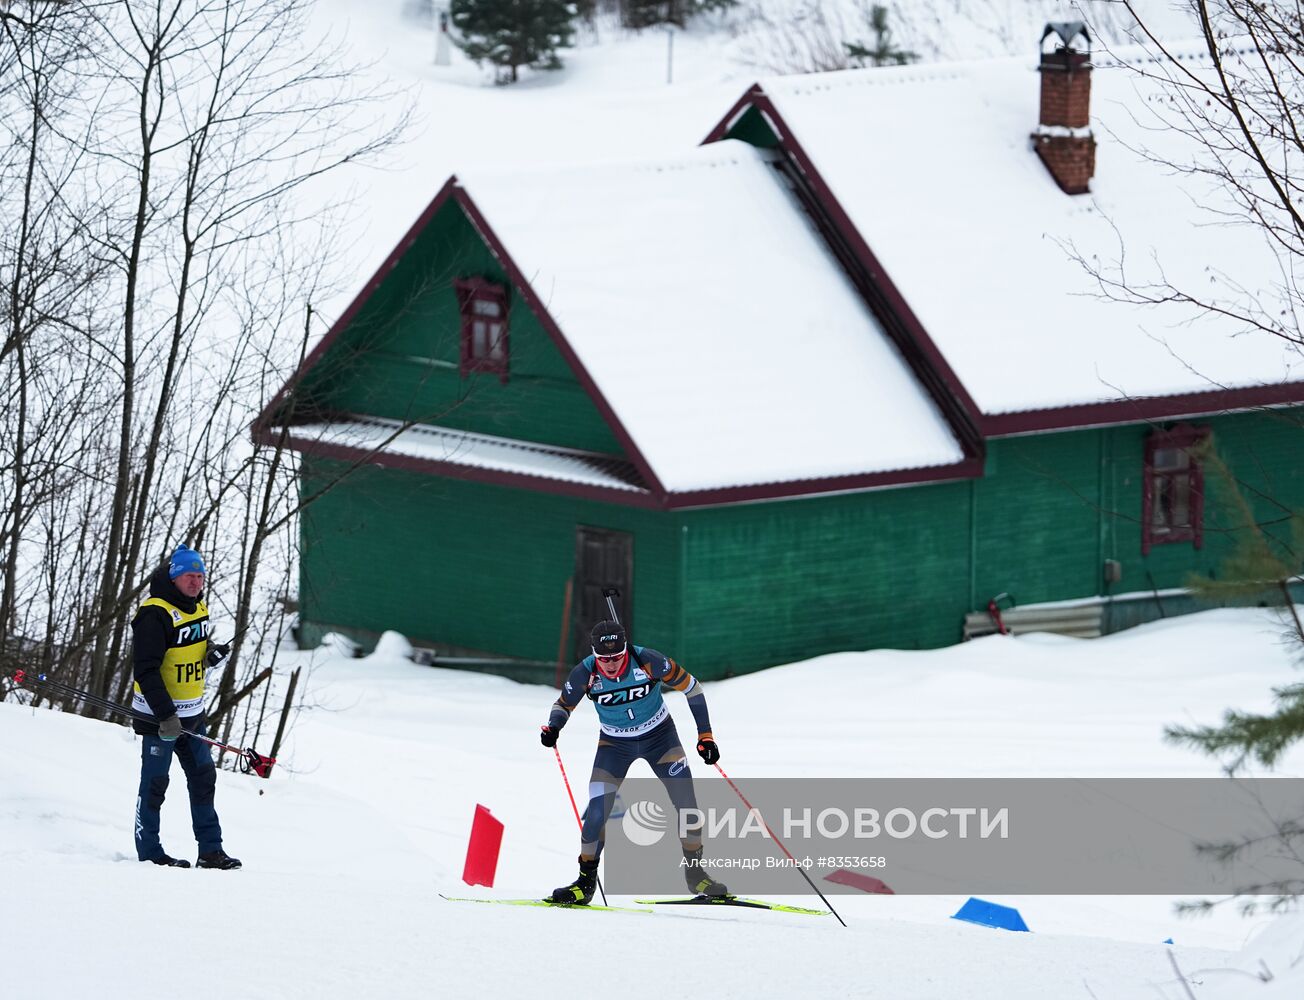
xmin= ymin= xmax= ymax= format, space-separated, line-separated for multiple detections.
xmin=130 ymin=566 xmax=206 ymax=736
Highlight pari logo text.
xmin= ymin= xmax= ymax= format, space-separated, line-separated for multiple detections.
xmin=594 ymin=682 xmax=651 ymax=706
xmin=176 ymin=620 xmax=211 ymax=643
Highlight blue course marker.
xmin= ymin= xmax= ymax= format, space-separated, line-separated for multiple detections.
xmin=951 ymin=897 xmax=1030 ymax=932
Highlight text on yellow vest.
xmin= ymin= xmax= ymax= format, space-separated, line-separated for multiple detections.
xmin=133 ymin=596 xmax=210 ymax=716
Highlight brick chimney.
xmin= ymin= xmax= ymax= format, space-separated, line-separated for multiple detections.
xmin=1032 ymin=22 xmax=1095 ymax=194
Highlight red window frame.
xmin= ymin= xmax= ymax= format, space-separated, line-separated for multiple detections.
xmin=454 ymin=277 xmax=509 ymax=382
xmin=1141 ymin=424 xmax=1208 ymax=555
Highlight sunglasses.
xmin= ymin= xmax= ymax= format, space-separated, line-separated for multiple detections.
xmin=594 ymin=646 xmax=627 ymax=662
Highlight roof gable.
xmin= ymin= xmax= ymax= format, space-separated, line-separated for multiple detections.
xmin=254 ymin=178 xmax=671 ymax=502
xmin=261 ymin=184 xmax=627 ymax=456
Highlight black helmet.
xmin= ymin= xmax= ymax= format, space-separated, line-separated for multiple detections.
xmin=590 ymin=620 xmax=627 ymax=657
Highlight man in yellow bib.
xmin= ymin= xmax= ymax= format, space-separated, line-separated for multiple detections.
xmin=131 ymin=544 xmax=240 ymax=870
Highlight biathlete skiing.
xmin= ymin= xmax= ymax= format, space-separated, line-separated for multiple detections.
xmin=540 ymin=618 xmax=728 ymax=904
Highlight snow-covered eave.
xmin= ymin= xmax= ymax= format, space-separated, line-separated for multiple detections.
xmin=660 ymin=455 xmax=985 ymax=509
xmin=701 ymin=87 xmax=985 ymax=458
xmin=256 ymin=416 xmax=986 ymax=510
xmin=253 ymin=418 xmax=662 ymax=508
xmin=980 ymin=381 xmax=1304 ymax=438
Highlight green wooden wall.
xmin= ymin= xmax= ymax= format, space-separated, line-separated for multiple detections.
xmin=675 ymin=480 xmax=973 ymax=674
xmin=299 ymin=457 xmax=682 ymax=665
xmin=977 ymin=412 xmax=1304 ymax=605
xmin=669 ymin=409 xmax=1304 ymax=676
xmin=719 ymin=106 xmax=783 ymax=150
xmin=296 ymin=410 xmax=1304 ymax=681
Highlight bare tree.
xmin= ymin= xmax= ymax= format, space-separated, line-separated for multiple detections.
xmin=0 ymin=1 xmax=105 ymax=664
xmin=734 ymin=0 xmax=884 ymax=75
xmin=730 ymin=0 xmax=1157 ymax=75
xmin=1085 ymin=2 xmax=1304 ymax=359
xmin=0 ymin=0 xmax=410 ymax=754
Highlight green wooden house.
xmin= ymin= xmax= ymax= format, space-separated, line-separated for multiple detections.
xmin=254 ymin=29 xmax=1304 ymax=681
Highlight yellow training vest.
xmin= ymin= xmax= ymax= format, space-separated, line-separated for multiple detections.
xmin=131 ymin=596 xmax=210 ymax=718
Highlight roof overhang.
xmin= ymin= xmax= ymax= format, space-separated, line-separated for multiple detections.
xmin=982 ymin=381 xmax=1304 ymax=437
xmin=258 ymin=414 xmax=985 ymax=510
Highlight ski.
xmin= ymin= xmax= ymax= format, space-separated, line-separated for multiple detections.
xmin=634 ymin=894 xmax=830 ymax=915
xmin=439 ymin=894 xmax=651 ymax=913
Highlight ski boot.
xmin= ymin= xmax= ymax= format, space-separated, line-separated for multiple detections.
xmin=683 ymin=847 xmax=729 ymax=897
xmin=550 ymin=856 xmax=599 ymax=905
xmin=147 ymin=853 xmax=191 ymax=868
xmin=196 ymin=849 xmax=242 ymax=870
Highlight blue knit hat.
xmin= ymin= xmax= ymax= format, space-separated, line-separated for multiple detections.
xmin=168 ymin=544 xmax=206 ymax=580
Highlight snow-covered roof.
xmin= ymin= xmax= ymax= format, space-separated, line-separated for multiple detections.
xmin=457 ymin=141 xmax=969 ymax=495
xmin=742 ymin=43 xmax=1304 ymax=418
xmin=286 ymin=416 xmax=648 ymax=494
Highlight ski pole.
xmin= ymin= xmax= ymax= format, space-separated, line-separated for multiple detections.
xmin=11 ymin=670 xmax=277 ymax=778
xmin=713 ymin=762 xmax=847 ymax=927
xmin=35 ymin=672 xmax=276 ymax=777
xmin=30 ymin=672 xmax=275 ymax=776
xmin=552 ymin=744 xmax=608 ymax=906
xmin=553 ymin=745 xmax=583 ymax=829
xmin=601 ymin=586 xmax=621 ymax=624
xmin=18 ymin=670 xmax=271 ymax=772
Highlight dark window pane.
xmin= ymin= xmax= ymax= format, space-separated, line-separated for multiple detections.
xmin=1169 ymin=478 xmax=1191 ymax=527
xmin=1151 ymin=475 xmax=1171 ymax=530
xmin=1153 ymin=447 xmax=1189 ymax=472
xmin=1152 ymin=473 xmax=1192 ymax=531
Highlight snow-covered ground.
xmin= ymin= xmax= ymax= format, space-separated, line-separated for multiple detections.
xmin=4 ymin=607 xmax=1304 ymax=998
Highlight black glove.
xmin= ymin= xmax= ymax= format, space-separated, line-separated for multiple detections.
xmin=207 ymin=641 xmax=231 ymax=668
xmin=158 ymin=714 xmax=183 ymax=742
xmin=696 ymin=738 xmax=720 ymax=765
xmin=539 ymin=724 xmax=559 ymax=748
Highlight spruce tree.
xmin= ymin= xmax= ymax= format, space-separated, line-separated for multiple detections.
xmin=845 ymin=5 xmax=917 ymax=68
xmin=621 ymin=0 xmax=734 ymax=30
xmin=451 ymin=0 xmax=576 ymax=83
xmin=1161 ymin=441 xmax=1304 ymax=913
xmin=1167 ymin=441 xmax=1304 ymax=772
